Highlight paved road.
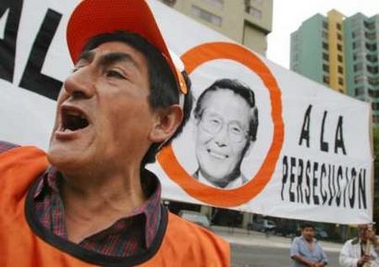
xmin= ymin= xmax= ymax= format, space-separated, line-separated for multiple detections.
xmin=230 ymin=243 xmax=340 ymax=267
xmin=212 ymin=226 xmax=343 ymax=267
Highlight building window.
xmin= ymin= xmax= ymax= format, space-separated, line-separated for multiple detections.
xmin=367 ymin=54 xmax=378 ymax=63
xmin=323 ymin=53 xmax=329 ymax=61
xmin=364 ymin=21 xmax=375 ymax=30
xmin=365 ymin=31 xmax=376 ymax=40
xmin=246 ymin=5 xmax=262 ymax=19
xmin=336 ymin=23 xmax=342 ymax=30
xmin=322 ymin=30 xmax=328 ymax=39
xmin=338 ymin=66 xmax=344 ymax=74
xmin=366 ymin=43 xmax=377 ymax=51
xmin=191 ymin=5 xmax=222 ymax=26
xmin=323 ymin=21 xmax=328 ymax=29
xmin=367 ymin=65 xmax=379 ymax=74
xmin=369 ymin=76 xmax=379 ymax=86
xmin=161 ymin=0 xmax=177 ymax=6
xmin=369 ymin=89 xmax=379 ymax=98
xmin=355 ymin=86 xmax=364 ymax=96
xmin=337 ymin=33 xmax=342 ymax=41
xmin=322 ymin=42 xmax=328 ymax=50
xmin=372 ymin=103 xmax=379 ymax=111
xmin=323 ymin=75 xmax=330 ymax=84
xmin=337 ymin=43 xmax=342 ymax=51
xmin=201 ymin=0 xmax=224 ymax=9
xmin=337 ymin=54 xmax=343 ymax=63
xmin=323 ymin=64 xmax=329 ymax=72
xmin=338 ymin=77 xmax=344 ymax=86
xmin=373 ymin=115 xmax=379 ymax=124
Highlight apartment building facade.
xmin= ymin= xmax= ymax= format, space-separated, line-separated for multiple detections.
xmin=290 ymin=10 xmax=379 ymax=126
xmin=158 ymin=0 xmax=273 ymax=56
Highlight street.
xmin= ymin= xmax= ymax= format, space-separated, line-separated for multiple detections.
xmin=231 ymin=243 xmax=340 ymax=267
xmin=212 ymin=226 xmax=342 ymax=267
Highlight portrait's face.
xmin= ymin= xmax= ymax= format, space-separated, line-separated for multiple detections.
xmin=195 ymin=89 xmax=252 ymax=186
xmin=48 ymin=41 xmax=155 ymax=175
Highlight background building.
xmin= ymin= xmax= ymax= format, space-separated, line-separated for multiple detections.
xmin=290 ymin=10 xmax=379 ymax=126
xmin=158 ymin=0 xmax=273 ymax=56
xmin=291 ymin=10 xmax=379 ymax=234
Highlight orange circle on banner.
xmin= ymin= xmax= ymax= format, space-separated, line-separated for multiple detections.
xmin=157 ymin=42 xmax=284 ymax=207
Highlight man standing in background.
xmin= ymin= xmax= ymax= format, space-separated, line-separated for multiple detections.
xmin=291 ymin=222 xmax=328 ymax=267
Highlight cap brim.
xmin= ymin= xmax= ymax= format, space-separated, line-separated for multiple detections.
xmin=66 ymin=0 xmax=187 ymax=94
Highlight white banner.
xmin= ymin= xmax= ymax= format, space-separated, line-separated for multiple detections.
xmin=0 ymin=0 xmax=373 ymax=224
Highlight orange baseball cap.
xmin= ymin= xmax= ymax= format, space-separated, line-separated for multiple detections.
xmin=66 ymin=0 xmax=187 ymax=94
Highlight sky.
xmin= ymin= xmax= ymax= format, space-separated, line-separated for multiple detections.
xmin=266 ymin=0 xmax=379 ymax=69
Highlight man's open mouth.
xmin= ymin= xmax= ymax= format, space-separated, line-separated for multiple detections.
xmin=61 ymin=107 xmax=89 ymax=132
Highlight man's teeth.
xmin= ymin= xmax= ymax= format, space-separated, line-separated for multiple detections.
xmin=66 ymin=110 xmax=86 ymax=119
xmin=208 ymin=150 xmax=228 ymax=159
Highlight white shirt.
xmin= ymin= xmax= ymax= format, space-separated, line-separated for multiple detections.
xmin=339 ymin=238 xmax=379 ymax=267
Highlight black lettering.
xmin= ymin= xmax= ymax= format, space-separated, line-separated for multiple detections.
xmin=358 ymin=169 xmax=367 ymax=209
xmin=289 ymin=157 xmax=296 ymax=202
xmin=312 ymin=162 xmax=320 ymax=205
xmin=320 ymin=163 xmax=328 ymax=204
xmin=305 ymin=161 xmax=311 ymax=204
xmin=19 ymin=9 xmax=62 ymax=100
xmin=299 ymin=105 xmax=312 ymax=148
xmin=296 ymin=159 xmax=304 ymax=203
xmin=334 ymin=116 xmax=347 ymax=155
xmin=336 ymin=166 xmax=343 ymax=206
xmin=348 ymin=168 xmax=357 ymax=208
xmin=281 ymin=156 xmax=288 ymax=201
xmin=327 ymin=164 xmax=336 ymax=206
xmin=320 ymin=111 xmax=329 ymax=152
xmin=0 ymin=0 xmax=23 ymax=82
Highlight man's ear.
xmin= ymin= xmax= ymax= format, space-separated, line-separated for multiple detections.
xmin=149 ymin=105 xmax=183 ymax=143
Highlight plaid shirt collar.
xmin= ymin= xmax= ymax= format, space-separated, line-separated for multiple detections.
xmin=33 ymin=165 xmax=162 ymax=249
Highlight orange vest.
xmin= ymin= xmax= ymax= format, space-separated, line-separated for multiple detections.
xmin=0 ymin=146 xmax=230 ymax=267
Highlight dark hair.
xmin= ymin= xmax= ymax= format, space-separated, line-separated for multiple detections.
xmin=193 ymin=78 xmax=258 ymax=141
xmin=300 ymin=222 xmax=315 ymax=230
xmin=82 ymin=31 xmax=193 ymax=166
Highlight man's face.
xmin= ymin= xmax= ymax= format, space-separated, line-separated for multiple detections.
xmin=301 ymin=227 xmax=315 ymax=241
xmin=195 ymin=89 xmax=251 ymax=186
xmin=48 ymin=41 xmax=155 ymax=176
xmin=358 ymin=224 xmax=372 ymax=241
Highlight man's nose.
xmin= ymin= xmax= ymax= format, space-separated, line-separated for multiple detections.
xmin=214 ymin=124 xmax=229 ymax=146
xmin=63 ymin=66 xmax=96 ymax=99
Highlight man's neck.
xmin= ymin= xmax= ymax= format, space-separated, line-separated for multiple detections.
xmin=59 ymin=171 xmax=146 ymax=243
xmin=198 ymin=169 xmax=242 ymax=188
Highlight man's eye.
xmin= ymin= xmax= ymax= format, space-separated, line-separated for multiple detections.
xmin=230 ymin=126 xmax=242 ymax=134
xmin=106 ymin=70 xmax=125 ymax=79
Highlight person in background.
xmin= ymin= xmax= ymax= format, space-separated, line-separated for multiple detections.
xmin=339 ymin=223 xmax=379 ymax=267
xmin=0 ymin=0 xmax=230 ymax=266
xmin=290 ymin=222 xmax=328 ymax=267
xmin=192 ymin=78 xmax=259 ymax=189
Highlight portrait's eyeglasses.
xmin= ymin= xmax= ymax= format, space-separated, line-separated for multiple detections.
xmin=200 ymin=110 xmax=248 ymax=143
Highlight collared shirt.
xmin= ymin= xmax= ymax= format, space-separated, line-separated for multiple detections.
xmin=0 ymin=141 xmax=162 ymax=257
xmin=291 ymin=236 xmax=328 ymax=267
xmin=340 ymin=238 xmax=379 ymax=267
